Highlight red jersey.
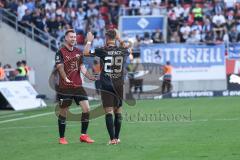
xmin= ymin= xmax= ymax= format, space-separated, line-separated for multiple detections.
xmin=55 ymin=46 xmax=83 ymax=89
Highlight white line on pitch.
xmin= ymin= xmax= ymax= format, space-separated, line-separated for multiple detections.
xmin=0 ymin=117 xmax=239 ymax=130
xmin=0 ymin=124 xmax=82 ymax=130
xmin=0 ymin=104 xmax=100 ymax=124
xmin=0 ymin=112 xmax=54 ymax=124
xmin=0 ymin=113 xmax=24 ymax=119
xmin=214 ymin=118 xmax=239 ymax=121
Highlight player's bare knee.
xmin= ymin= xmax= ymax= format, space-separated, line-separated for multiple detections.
xmin=114 ymin=107 xmax=122 ymax=113
xmin=59 ymin=107 xmax=69 ymax=117
xmin=59 ymin=99 xmax=72 ymax=108
xmin=104 ymin=107 xmax=114 ymax=114
xmin=79 ymin=100 xmax=90 ymax=113
xmin=82 ymin=106 xmax=90 ymax=113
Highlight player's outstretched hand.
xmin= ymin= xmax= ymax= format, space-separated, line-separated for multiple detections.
xmin=86 ymin=32 xmax=94 ymax=42
xmin=65 ymin=77 xmax=72 ymax=83
xmin=89 ymin=76 xmax=97 ymax=81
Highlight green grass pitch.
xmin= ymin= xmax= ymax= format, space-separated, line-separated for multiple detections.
xmin=0 ymin=97 xmax=240 ymax=160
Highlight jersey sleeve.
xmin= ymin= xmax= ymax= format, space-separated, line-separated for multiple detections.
xmin=55 ymin=50 xmax=64 ymax=65
xmin=91 ymin=48 xmax=105 ymax=58
xmin=126 ymin=48 xmax=131 ymax=56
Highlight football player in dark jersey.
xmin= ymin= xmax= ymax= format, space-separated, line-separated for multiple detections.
xmin=83 ymin=29 xmax=133 ymax=144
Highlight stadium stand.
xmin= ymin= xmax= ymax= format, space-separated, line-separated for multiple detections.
xmin=1 ymin=0 xmax=240 ymax=49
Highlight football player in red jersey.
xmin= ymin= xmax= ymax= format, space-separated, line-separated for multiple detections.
xmin=55 ymin=29 xmax=95 ymax=144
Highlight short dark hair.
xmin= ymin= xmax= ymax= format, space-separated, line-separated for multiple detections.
xmin=22 ymin=60 xmax=27 ymax=65
xmin=166 ymin=61 xmax=170 ymax=65
xmin=65 ymin=29 xmax=75 ymax=36
xmin=16 ymin=61 xmax=22 ymax=67
xmin=105 ymin=29 xmax=116 ymax=40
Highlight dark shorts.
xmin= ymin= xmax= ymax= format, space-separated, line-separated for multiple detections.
xmin=56 ymin=87 xmax=88 ymax=106
xmin=100 ymin=84 xmax=123 ymax=108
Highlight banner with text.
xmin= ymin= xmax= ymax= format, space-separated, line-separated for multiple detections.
xmin=140 ymin=44 xmax=226 ymax=81
xmin=228 ymin=43 xmax=240 ymax=59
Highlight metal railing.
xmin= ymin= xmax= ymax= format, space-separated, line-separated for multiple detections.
xmin=0 ymin=8 xmax=59 ymax=51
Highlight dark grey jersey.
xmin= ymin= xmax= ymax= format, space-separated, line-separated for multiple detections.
xmin=92 ymin=45 xmax=130 ymax=86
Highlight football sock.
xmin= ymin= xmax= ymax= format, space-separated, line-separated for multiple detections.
xmin=105 ymin=113 xmax=115 ymax=140
xmin=114 ymin=113 xmax=122 ymax=139
xmin=81 ymin=112 xmax=90 ymax=134
xmin=58 ymin=115 xmax=66 ymax=138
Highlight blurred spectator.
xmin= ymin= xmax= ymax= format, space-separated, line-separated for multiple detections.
xmin=109 ymin=6 xmax=119 ymax=24
xmin=151 ymin=1 xmax=161 ymax=15
xmin=139 ymin=4 xmax=151 ymax=15
xmin=212 ymin=12 xmax=226 ymax=40
xmin=162 ymin=61 xmax=172 ymax=94
xmin=3 ymin=64 xmax=15 ymax=81
xmin=170 ymin=31 xmax=180 ymax=43
xmin=7 ymin=0 xmax=18 ymax=14
xmin=203 ymin=31 xmax=214 ymax=44
xmin=180 ymin=21 xmax=191 ymax=42
xmin=224 ymin=0 xmax=235 ymax=11
xmin=168 ymin=6 xmax=179 ymax=33
xmin=226 ymin=10 xmax=235 ymax=31
xmin=0 ymin=0 xmax=5 ymax=8
xmin=72 ymin=15 xmax=86 ymax=34
xmin=20 ymin=9 xmax=33 ymax=33
xmin=191 ymin=21 xmax=202 ymax=35
xmin=92 ymin=33 xmax=104 ymax=48
xmin=229 ymin=27 xmax=240 ymax=42
xmin=173 ymin=4 xmax=184 ymax=19
xmin=142 ymin=32 xmax=153 ymax=44
xmin=186 ymin=30 xmax=201 ymax=43
xmin=32 ymin=9 xmax=45 ymax=31
xmin=15 ymin=61 xmax=26 ymax=81
xmin=129 ymin=0 xmax=140 ymax=15
xmin=17 ymin=0 xmax=27 ymax=21
xmin=202 ymin=18 xmax=212 ymax=40
xmin=0 ymin=62 xmax=6 ymax=81
xmin=192 ymin=3 xmax=203 ymax=22
xmin=45 ymin=0 xmax=56 ymax=11
xmin=22 ymin=60 xmax=30 ymax=80
xmin=151 ymin=29 xmax=164 ymax=43
xmin=202 ymin=1 xmax=213 ymax=18
xmin=25 ymin=0 xmax=35 ymax=13
xmin=5 ymin=0 xmax=240 ymax=48
xmin=118 ymin=4 xmax=127 ymax=16
xmin=87 ymin=5 xmax=98 ymax=18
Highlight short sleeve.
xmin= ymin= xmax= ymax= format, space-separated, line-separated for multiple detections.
xmin=55 ymin=50 xmax=64 ymax=65
xmin=126 ymin=48 xmax=131 ymax=56
xmin=92 ymin=48 xmax=105 ymax=58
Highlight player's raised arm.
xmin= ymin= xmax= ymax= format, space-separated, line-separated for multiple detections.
xmin=83 ymin=32 xmax=94 ymax=56
xmin=114 ymin=29 xmax=134 ymax=60
xmin=115 ymin=29 xmax=126 ymax=48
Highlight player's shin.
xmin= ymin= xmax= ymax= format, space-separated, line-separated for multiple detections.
xmin=114 ymin=113 xmax=122 ymax=139
xmin=58 ymin=115 xmax=66 ymax=138
xmin=81 ymin=112 xmax=90 ymax=134
xmin=105 ymin=113 xmax=115 ymax=140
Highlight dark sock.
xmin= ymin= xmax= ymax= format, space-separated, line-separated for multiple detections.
xmin=114 ymin=113 xmax=122 ymax=139
xmin=81 ymin=112 xmax=89 ymax=134
xmin=58 ymin=115 xmax=66 ymax=138
xmin=105 ymin=113 xmax=115 ymax=140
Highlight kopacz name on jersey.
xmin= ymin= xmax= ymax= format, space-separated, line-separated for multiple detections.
xmin=107 ymin=50 xmax=122 ymax=55
xmin=104 ymin=50 xmax=124 ymax=79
